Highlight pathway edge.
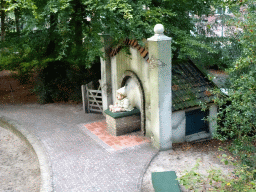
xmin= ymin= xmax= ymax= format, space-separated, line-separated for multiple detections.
xmin=0 ymin=116 xmax=54 ymax=192
xmin=138 ymin=146 xmax=159 ymax=192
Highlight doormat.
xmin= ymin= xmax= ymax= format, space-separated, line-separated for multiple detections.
xmin=79 ymin=121 xmax=150 ymax=152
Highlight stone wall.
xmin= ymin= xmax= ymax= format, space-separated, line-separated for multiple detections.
xmin=100 ymin=24 xmax=217 ymax=149
xmin=110 ymin=47 xmax=151 ymax=135
xmin=171 ymin=105 xmax=217 ymax=143
xmin=172 ymin=111 xmax=186 ymax=143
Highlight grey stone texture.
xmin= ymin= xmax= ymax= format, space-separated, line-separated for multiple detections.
xmin=0 ymin=103 xmax=158 ymax=192
xmin=106 ymin=114 xmax=141 ymax=136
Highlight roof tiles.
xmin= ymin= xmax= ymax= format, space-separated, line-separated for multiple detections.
xmin=171 ymin=60 xmax=215 ymax=111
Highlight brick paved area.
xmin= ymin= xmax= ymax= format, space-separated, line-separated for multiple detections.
xmin=82 ymin=121 xmax=150 ymax=151
xmin=0 ymin=104 xmax=158 ymax=192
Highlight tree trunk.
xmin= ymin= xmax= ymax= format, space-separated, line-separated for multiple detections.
xmin=46 ymin=13 xmax=58 ymax=56
xmin=49 ymin=13 xmax=57 ymax=36
xmin=1 ymin=0 xmax=5 ymax=41
xmin=14 ymin=6 xmax=20 ymax=35
xmin=73 ymin=0 xmax=83 ymax=49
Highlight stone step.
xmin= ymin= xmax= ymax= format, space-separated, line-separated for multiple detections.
xmin=185 ymin=131 xmax=211 ymax=142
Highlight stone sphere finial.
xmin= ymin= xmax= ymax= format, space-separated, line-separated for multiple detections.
xmin=148 ymin=23 xmax=171 ymax=41
xmin=154 ymin=24 xmax=164 ymax=34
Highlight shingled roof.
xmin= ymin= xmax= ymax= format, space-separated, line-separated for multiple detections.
xmin=172 ymin=60 xmax=215 ymax=111
xmin=109 ymin=39 xmax=216 ymax=112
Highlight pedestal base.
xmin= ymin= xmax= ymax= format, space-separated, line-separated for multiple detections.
xmin=105 ymin=109 xmax=141 ymax=136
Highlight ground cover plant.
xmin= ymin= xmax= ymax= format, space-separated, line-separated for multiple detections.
xmin=178 ymin=153 xmax=256 ymax=191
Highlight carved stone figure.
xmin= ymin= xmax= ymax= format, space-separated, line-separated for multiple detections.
xmin=109 ymin=87 xmax=134 ymax=112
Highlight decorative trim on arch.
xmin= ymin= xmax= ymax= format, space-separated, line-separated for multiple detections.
xmin=109 ymin=39 xmax=149 ymax=62
xmin=119 ymin=70 xmax=146 ymax=135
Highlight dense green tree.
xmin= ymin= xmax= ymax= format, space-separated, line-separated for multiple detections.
xmin=1 ymin=0 xmax=223 ymax=68
xmin=1 ymin=0 xmax=6 ymax=41
xmin=1 ymin=0 xmax=225 ymax=102
xmin=213 ymin=0 xmax=256 ymax=140
xmin=207 ymin=0 xmax=256 ymax=174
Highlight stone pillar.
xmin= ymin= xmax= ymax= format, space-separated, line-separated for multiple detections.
xmin=147 ymin=24 xmax=172 ymax=150
xmin=99 ymin=34 xmax=113 ymax=112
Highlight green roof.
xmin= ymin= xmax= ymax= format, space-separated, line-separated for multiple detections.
xmin=172 ymin=60 xmax=216 ymax=112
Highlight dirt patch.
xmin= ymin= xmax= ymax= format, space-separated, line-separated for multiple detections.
xmin=0 ymin=71 xmax=40 ymax=191
xmin=0 ymin=70 xmax=38 ymax=104
xmin=142 ymin=139 xmax=236 ymax=192
xmin=0 ymin=127 xmax=40 ymax=192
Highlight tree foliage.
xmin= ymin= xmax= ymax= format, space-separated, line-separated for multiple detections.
xmin=0 ymin=0 xmax=222 ymax=68
xmin=0 ymin=0 xmax=224 ymax=102
xmin=212 ymin=0 xmax=256 ymax=141
xmin=204 ymin=1 xmax=256 ymax=177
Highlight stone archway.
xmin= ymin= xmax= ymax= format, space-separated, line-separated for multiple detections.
xmin=119 ymin=71 xmax=145 ymax=135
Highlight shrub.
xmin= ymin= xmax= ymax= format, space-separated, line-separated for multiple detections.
xmin=33 ymin=60 xmax=72 ymax=103
xmin=33 ymin=59 xmax=101 ymax=104
xmin=227 ymin=137 xmax=256 ymax=178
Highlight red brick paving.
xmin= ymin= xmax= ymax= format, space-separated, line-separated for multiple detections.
xmin=84 ymin=121 xmax=150 ymax=151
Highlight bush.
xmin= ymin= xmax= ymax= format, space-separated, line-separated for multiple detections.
xmin=33 ymin=59 xmax=101 ymax=104
xmin=33 ymin=60 xmax=72 ymax=103
xmin=227 ymin=137 xmax=256 ymax=177
xmin=209 ymin=62 xmax=256 ymax=142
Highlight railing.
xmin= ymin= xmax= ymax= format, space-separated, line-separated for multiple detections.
xmin=81 ymin=80 xmax=103 ymax=114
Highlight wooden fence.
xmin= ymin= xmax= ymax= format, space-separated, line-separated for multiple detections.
xmin=81 ymin=80 xmax=103 ymax=114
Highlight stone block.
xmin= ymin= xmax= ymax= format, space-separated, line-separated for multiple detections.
xmin=106 ymin=114 xmax=141 ymax=136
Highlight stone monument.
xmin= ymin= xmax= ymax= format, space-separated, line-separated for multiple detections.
xmin=109 ymin=86 xmax=134 ymax=112
xmin=105 ymin=87 xmax=140 ymax=136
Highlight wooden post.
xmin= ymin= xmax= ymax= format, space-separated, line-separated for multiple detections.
xmin=81 ymin=85 xmax=88 ymax=113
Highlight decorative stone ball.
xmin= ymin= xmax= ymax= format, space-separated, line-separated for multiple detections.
xmin=154 ymin=24 xmax=164 ymax=34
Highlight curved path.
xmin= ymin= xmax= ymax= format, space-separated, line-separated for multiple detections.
xmin=0 ymin=103 xmax=158 ymax=192
xmin=0 ymin=126 xmax=40 ymax=192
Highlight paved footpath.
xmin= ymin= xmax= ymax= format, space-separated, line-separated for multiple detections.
xmin=0 ymin=104 xmax=158 ymax=192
